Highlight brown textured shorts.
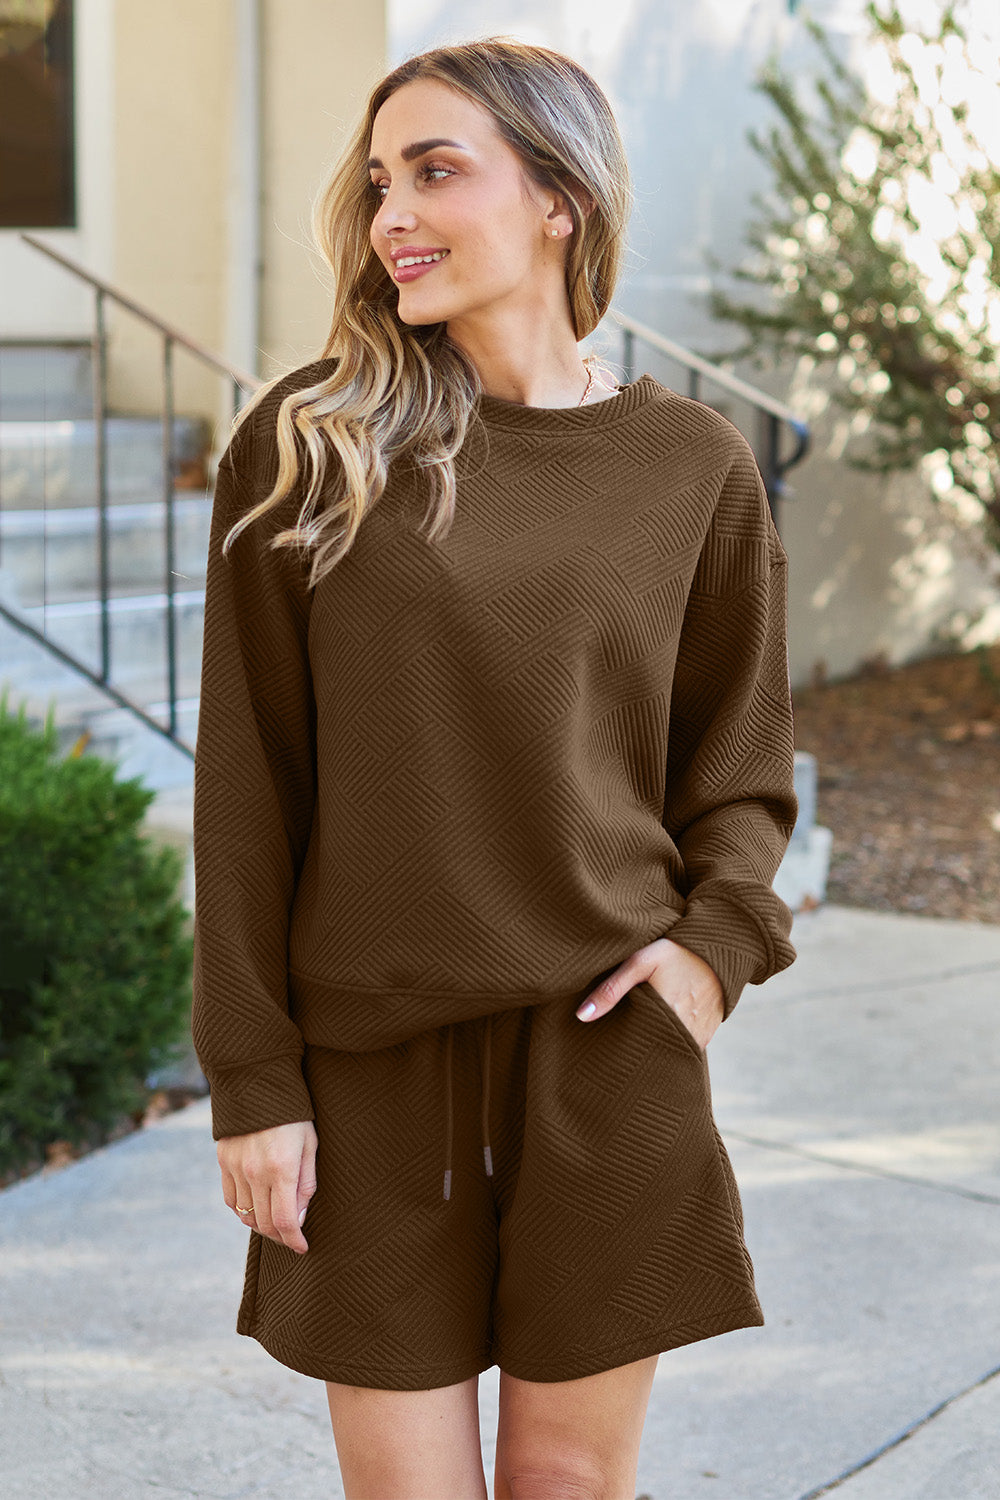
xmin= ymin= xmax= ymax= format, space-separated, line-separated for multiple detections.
xmin=235 ymin=981 xmax=764 ymax=1389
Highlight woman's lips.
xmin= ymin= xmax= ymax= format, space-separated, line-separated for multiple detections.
xmin=393 ymin=252 xmax=449 ymax=283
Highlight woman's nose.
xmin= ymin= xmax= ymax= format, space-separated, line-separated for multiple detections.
xmin=373 ymin=184 xmax=417 ymax=236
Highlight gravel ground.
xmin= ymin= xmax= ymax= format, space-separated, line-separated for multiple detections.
xmin=792 ymin=641 xmax=1000 ymax=924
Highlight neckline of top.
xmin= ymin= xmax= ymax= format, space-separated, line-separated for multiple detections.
xmin=474 ymin=372 xmax=662 ymax=430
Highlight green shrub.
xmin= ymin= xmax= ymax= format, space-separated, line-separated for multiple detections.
xmin=0 ymin=687 xmax=194 ymax=1177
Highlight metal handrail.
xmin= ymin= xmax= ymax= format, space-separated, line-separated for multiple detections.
xmin=7 ymin=234 xmax=264 ymax=761
xmin=608 ymin=309 xmax=810 ymax=526
xmin=19 ymin=233 xmax=261 ymax=390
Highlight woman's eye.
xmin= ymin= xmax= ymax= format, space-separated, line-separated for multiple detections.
xmin=370 ymin=164 xmax=453 ymax=198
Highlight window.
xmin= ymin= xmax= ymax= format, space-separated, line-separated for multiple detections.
xmin=0 ymin=0 xmax=75 ymax=228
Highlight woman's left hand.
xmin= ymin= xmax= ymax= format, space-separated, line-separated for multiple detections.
xmin=575 ymin=938 xmax=726 ymax=1049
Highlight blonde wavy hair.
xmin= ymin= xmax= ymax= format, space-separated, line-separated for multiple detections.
xmin=220 ymin=36 xmax=634 ymax=588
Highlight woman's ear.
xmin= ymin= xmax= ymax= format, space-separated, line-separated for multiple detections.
xmin=543 ymin=199 xmax=574 ymax=239
xmin=540 ymin=181 xmax=594 ymax=236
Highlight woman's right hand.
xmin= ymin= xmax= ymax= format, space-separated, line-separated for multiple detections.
xmin=217 ymin=1120 xmax=318 ymax=1254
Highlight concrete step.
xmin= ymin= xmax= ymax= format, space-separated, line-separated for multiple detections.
xmin=1 ymin=570 xmax=200 ymax=788
xmin=0 ymin=413 xmax=215 ymax=509
xmin=0 ymin=632 xmax=202 ymax=730
xmin=0 ymin=341 xmax=96 ymax=420
xmin=0 ymin=497 xmax=211 ymax=602
xmin=3 ymin=582 xmax=206 ymax=692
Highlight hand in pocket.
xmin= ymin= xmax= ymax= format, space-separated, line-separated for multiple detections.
xmin=575 ymin=938 xmax=725 ymax=1049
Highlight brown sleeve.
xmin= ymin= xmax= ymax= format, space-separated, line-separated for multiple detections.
xmin=659 ymin=436 xmax=799 ymax=1019
xmin=191 ymin=416 xmax=317 ymax=1137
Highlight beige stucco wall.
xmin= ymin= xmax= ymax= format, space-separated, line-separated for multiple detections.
xmin=256 ymin=0 xmax=386 ymax=374
xmin=742 ymin=356 xmax=1000 ymax=690
xmin=111 ymin=0 xmax=386 ymax=428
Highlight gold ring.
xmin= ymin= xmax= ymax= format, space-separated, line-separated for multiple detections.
xmin=236 ymin=1203 xmax=254 ymax=1215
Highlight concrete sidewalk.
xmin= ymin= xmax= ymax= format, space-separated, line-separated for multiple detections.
xmin=2 ymin=901 xmax=999 ymax=1500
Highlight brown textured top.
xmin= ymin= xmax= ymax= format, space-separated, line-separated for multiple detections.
xmin=191 ymin=361 xmax=799 ymax=1140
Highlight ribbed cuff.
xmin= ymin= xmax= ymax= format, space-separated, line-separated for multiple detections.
xmin=205 ymin=1052 xmax=315 ymax=1140
xmin=662 ymin=891 xmax=795 ymax=1020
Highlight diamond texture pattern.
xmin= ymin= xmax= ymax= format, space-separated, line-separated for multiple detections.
xmin=192 ymin=364 xmax=798 ymax=1140
xmin=236 ymin=983 xmax=763 ymax=1387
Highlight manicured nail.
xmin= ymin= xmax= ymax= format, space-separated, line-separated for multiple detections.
xmin=298 ymin=1207 xmax=307 ymax=1226
xmin=576 ymin=1001 xmax=596 ymax=1020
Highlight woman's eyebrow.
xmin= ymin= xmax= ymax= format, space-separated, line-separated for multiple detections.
xmin=366 ymin=138 xmax=470 ymax=170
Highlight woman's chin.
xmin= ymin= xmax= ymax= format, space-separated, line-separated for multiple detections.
xmin=395 ymin=297 xmax=454 ymax=327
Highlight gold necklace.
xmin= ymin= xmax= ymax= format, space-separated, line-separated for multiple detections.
xmin=577 ymin=365 xmax=596 ymax=406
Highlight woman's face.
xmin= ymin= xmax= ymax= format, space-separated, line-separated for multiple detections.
xmin=367 ymin=77 xmax=569 ymax=332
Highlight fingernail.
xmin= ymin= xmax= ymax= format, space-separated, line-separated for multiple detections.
xmin=298 ymin=1207 xmax=307 ymax=1226
xmin=576 ymin=1001 xmax=596 ymax=1020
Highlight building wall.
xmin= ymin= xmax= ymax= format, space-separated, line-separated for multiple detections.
xmin=3 ymin=0 xmax=387 ymax=429
xmin=254 ymin=0 xmax=385 ymax=373
xmin=113 ymin=0 xmax=386 ymax=406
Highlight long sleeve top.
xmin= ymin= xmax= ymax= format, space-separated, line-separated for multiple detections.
xmin=191 ymin=361 xmax=799 ymax=1142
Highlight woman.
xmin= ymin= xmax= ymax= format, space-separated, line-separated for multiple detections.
xmin=192 ymin=36 xmax=799 ymax=1500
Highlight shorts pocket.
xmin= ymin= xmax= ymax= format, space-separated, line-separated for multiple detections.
xmin=632 ymin=979 xmax=705 ymax=1060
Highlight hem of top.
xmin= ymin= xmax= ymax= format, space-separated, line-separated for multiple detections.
xmin=239 ymin=1326 xmax=496 ymax=1389
xmin=492 ymin=1302 xmax=766 ymax=1383
xmin=288 ymin=971 xmax=601 ymax=1051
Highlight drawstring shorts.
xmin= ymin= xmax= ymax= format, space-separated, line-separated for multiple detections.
xmin=234 ymin=980 xmax=764 ymax=1390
